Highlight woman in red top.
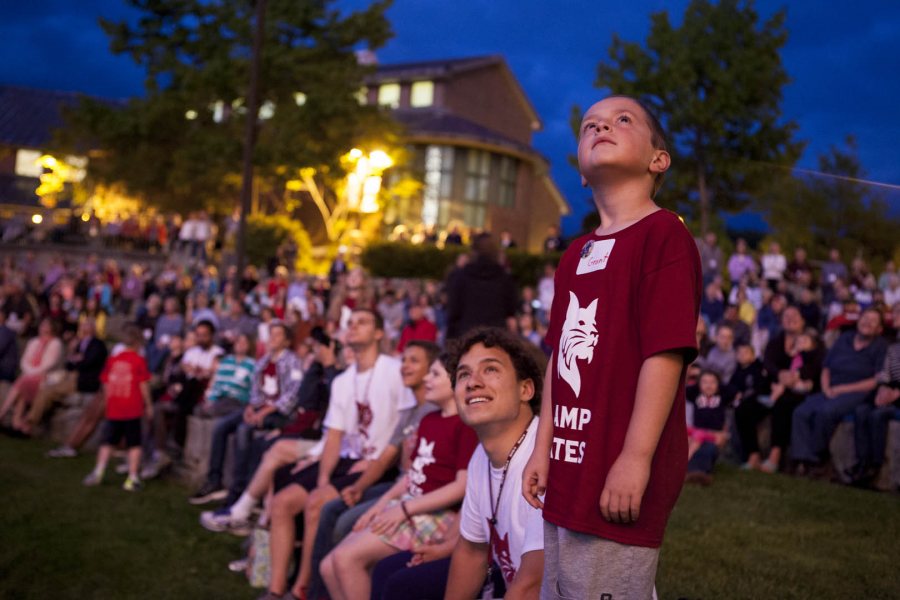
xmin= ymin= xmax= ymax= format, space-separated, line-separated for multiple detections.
xmin=321 ymin=353 xmax=479 ymax=600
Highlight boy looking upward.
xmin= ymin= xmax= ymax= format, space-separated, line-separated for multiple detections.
xmin=523 ymin=96 xmax=701 ymax=598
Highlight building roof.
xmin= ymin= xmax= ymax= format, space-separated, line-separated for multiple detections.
xmin=368 ymin=55 xmax=542 ymax=130
xmin=0 ymin=85 xmax=90 ymax=149
xmin=391 ymin=108 xmax=540 ymax=160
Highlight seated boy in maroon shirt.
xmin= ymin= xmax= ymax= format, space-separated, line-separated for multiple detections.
xmin=523 ymin=95 xmax=701 ymax=599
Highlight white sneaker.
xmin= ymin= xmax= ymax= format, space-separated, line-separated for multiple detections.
xmin=200 ymin=508 xmax=252 ymax=536
xmin=47 ymin=446 xmax=77 ymax=458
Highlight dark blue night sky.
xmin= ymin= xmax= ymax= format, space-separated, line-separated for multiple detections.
xmin=2 ymin=1 xmax=899 ymax=234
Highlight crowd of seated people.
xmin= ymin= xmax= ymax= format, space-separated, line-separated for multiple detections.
xmin=1 ymin=231 xmax=899 ymax=598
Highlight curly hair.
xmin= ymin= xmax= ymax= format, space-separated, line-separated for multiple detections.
xmin=447 ymin=326 xmax=545 ymax=412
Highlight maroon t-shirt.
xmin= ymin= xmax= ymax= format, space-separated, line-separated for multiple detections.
xmin=543 ymin=209 xmax=701 ymax=547
xmin=407 ymin=411 xmax=479 ymax=497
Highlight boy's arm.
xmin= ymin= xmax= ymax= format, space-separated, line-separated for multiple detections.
xmin=341 ymin=444 xmax=400 ymax=506
xmin=444 ymin=538 xmax=490 ymax=600
xmin=140 ymin=381 xmax=153 ymax=420
xmin=523 ymin=358 xmax=553 ymax=508
xmin=600 ymin=351 xmax=684 ymax=524
xmin=503 ymin=550 xmax=544 ymax=600
xmin=315 ymin=427 xmax=344 ymax=488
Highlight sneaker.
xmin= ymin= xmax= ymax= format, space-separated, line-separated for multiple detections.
xmin=140 ymin=453 xmax=173 ymax=480
xmin=228 ymin=557 xmax=249 ymax=573
xmin=189 ymin=481 xmax=228 ymax=505
xmin=760 ymin=459 xmax=778 ymax=473
xmin=123 ymin=476 xmax=144 ymax=492
xmin=47 ymin=445 xmax=77 ymax=458
xmin=82 ymin=471 xmax=103 ymax=486
xmin=200 ymin=508 xmax=252 ymax=536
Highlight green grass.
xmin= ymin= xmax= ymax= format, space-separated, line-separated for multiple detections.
xmin=1 ymin=436 xmax=898 ymax=600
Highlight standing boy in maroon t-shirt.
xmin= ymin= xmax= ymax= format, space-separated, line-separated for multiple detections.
xmin=523 ymin=95 xmax=701 ymax=598
xmin=83 ymin=325 xmax=152 ymax=492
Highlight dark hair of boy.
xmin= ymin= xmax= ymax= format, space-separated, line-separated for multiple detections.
xmin=122 ymin=324 xmax=144 ymax=348
xmin=195 ymin=319 xmax=217 ymax=334
xmin=353 ymin=307 xmax=385 ymax=332
xmin=405 ymin=340 xmax=440 ymax=365
xmin=447 ymin=326 xmax=544 ymax=412
xmin=268 ymin=320 xmax=294 ymax=346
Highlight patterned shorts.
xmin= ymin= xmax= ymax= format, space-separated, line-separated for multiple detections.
xmin=378 ymin=499 xmax=456 ymax=551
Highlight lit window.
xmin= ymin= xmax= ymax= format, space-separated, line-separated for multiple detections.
xmin=410 ymin=81 xmax=434 ymax=108
xmin=498 ymin=156 xmax=517 ymax=208
xmin=356 ymin=87 xmax=368 ymax=105
xmin=465 ymin=150 xmax=490 ymax=203
xmin=422 ymin=145 xmax=454 ymax=225
xmin=15 ymin=149 xmax=42 ymax=178
xmin=377 ymin=83 xmax=400 ymax=109
xmin=294 ymin=92 xmax=307 ymax=106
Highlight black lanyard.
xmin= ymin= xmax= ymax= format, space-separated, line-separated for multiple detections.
xmin=487 ymin=418 xmax=533 ymax=526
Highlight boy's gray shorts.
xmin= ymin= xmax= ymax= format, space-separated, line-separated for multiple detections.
xmin=540 ymin=520 xmax=659 ymax=600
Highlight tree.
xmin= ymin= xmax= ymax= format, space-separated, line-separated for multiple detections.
xmin=764 ymin=137 xmax=900 ymax=266
xmin=586 ymin=0 xmax=803 ymax=233
xmin=56 ymin=0 xmax=397 ymax=215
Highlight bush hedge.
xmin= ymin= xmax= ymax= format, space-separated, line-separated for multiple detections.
xmin=246 ymin=213 xmax=314 ymax=273
xmin=360 ymin=241 xmax=562 ymax=287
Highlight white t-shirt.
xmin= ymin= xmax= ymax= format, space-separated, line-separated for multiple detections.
xmin=459 ymin=417 xmax=544 ymax=585
xmin=181 ymin=345 xmax=224 ymax=373
xmin=761 ymin=253 xmax=787 ymax=281
xmin=323 ymin=354 xmax=414 ymax=460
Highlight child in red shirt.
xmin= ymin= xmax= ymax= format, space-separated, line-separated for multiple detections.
xmin=523 ymin=95 xmax=701 ymax=598
xmin=83 ymin=325 xmax=152 ymax=492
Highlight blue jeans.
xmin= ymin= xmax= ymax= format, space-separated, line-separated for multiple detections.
xmin=790 ymin=391 xmax=870 ymax=463
xmin=854 ymin=402 xmax=899 ymax=468
xmin=207 ymin=410 xmax=244 ymax=487
xmin=306 ymin=482 xmax=392 ymax=600
xmin=688 ymin=442 xmax=719 ymax=474
xmin=225 ymin=422 xmax=271 ymax=505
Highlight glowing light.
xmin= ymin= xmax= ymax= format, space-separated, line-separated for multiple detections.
xmin=294 ymin=92 xmax=307 ymax=106
xmin=348 ymin=148 xmax=364 ymax=160
xmin=32 ymin=214 xmax=43 ymax=224
xmin=81 ymin=213 xmax=91 ymax=222
xmin=185 ymin=110 xmax=198 ymax=120
xmin=369 ymin=150 xmax=393 ymax=170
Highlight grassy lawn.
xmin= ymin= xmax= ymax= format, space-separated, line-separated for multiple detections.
xmin=1 ymin=435 xmax=898 ymax=600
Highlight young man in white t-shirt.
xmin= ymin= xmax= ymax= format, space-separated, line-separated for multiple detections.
xmin=446 ymin=327 xmax=545 ymax=599
xmin=261 ymin=308 xmax=413 ymax=600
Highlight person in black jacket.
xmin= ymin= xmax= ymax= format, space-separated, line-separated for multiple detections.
xmin=0 ymin=309 xmax=18 ymax=389
xmin=20 ymin=317 xmax=107 ymax=435
xmin=729 ymin=343 xmax=772 ymax=469
xmin=445 ymin=233 xmax=517 ymax=340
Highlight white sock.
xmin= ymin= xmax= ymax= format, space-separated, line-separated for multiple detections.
xmin=230 ymin=492 xmax=257 ymax=521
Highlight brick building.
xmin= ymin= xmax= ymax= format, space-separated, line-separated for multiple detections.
xmin=365 ymin=55 xmax=569 ymax=252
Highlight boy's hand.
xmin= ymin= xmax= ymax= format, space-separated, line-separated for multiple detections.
xmin=522 ymin=450 xmax=548 ymax=509
xmin=599 ymin=453 xmax=650 ymax=524
xmin=341 ymin=484 xmax=363 ymax=507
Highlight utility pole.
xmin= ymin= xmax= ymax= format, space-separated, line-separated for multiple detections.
xmin=235 ymin=0 xmax=267 ymax=291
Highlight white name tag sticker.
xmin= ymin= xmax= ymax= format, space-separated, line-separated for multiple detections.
xmin=576 ymin=239 xmax=616 ymax=275
xmin=290 ymin=369 xmax=303 ymax=381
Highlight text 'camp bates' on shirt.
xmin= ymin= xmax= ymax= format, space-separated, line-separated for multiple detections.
xmin=543 ymin=209 xmax=702 ymax=548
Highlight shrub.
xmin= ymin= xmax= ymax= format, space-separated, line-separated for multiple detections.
xmin=245 ymin=213 xmax=315 ymax=273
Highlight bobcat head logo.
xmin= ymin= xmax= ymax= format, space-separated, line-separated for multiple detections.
xmin=408 ymin=437 xmax=436 ymax=495
xmin=558 ymin=291 xmax=598 ymax=397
